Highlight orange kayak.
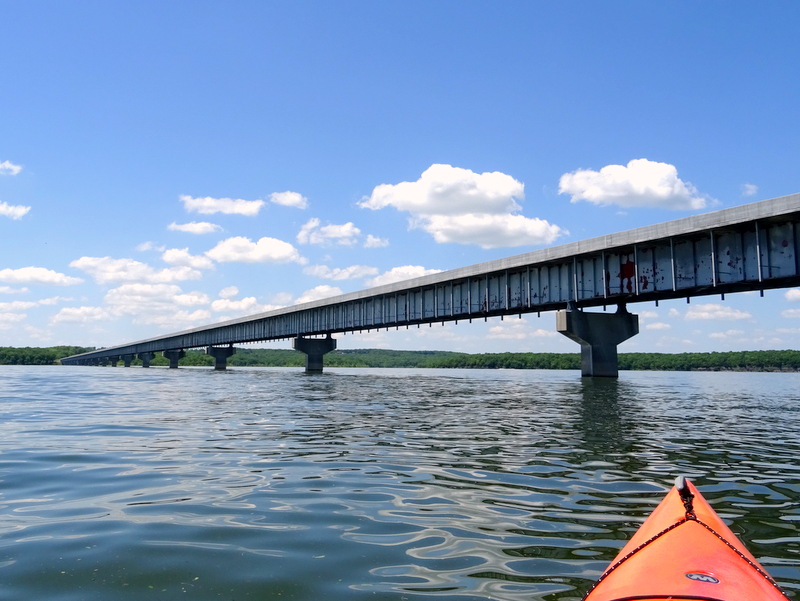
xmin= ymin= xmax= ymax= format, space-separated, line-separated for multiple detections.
xmin=583 ymin=476 xmax=791 ymax=601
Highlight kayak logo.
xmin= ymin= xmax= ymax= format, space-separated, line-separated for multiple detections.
xmin=685 ymin=572 xmax=720 ymax=584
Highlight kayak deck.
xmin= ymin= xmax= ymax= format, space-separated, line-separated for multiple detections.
xmin=582 ymin=477 xmax=790 ymax=601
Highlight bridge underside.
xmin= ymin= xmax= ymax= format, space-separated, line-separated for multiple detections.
xmin=60 ymin=193 xmax=800 ymax=376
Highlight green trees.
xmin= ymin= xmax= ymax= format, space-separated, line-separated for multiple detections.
xmin=3 ymin=346 xmax=800 ymax=371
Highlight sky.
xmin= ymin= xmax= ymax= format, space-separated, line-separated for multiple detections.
xmin=1 ymin=1 xmax=800 ymax=355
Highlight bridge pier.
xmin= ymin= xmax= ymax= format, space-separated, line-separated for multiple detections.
xmin=163 ymin=349 xmax=185 ymax=369
xmin=557 ymin=303 xmax=639 ymax=378
xmin=107 ymin=355 xmax=120 ymax=367
xmin=122 ymin=354 xmax=135 ymax=367
xmin=207 ymin=345 xmax=235 ymax=371
xmin=138 ymin=352 xmax=155 ymax=368
xmin=293 ymin=335 xmax=336 ymax=373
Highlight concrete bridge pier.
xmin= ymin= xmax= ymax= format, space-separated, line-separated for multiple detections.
xmin=207 ymin=345 xmax=235 ymax=371
xmin=293 ymin=335 xmax=336 ymax=373
xmin=138 ymin=352 xmax=155 ymax=368
xmin=163 ymin=349 xmax=185 ymax=369
xmin=122 ymin=354 xmax=135 ymax=367
xmin=557 ymin=303 xmax=639 ymax=378
xmin=107 ymin=356 xmax=120 ymax=367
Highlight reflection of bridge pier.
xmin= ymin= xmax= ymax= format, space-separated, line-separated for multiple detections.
xmin=557 ymin=303 xmax=639 ymax=377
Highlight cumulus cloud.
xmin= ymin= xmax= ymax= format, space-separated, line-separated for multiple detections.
xmin=0 ymin=201 xmax=31 ymax=220
xmin=269 ymin=191 xmax=308 ymax=209
xmin=211 ymin=297 xmax=264 ymax=314
xmin=684 ymin=303 xmax=751 ymax=320
xmin=297 ymin=218 xmax=361 ymax=246
xmin=365 ymin=265 xmax=443 ymax=288
xmin=645 ymin=322 xmax=671 ymax=331
xmin=0 ymin=286 xmax=28 ymax=294
xmin=781 ymin=308 xmax=800 ymax=319
xmin=50 ymin=306 xmax=111 ymax=324
xmin=205 ymin=236 xmax=306 ymax=264
xmin=709 ymin=329 xmax=745 ymax=339
xmin=303 ymin=264 xmax=379 ymax=281
xmin=784 ymin=288 xmax=800 ymax=302
xmin=487 ymin=318 xmax=557 ymax=340
xmin=559 ymin=158 xmax=712 ymax=210
xmin=360 ymin=164 xmax=563 ymax=248
xmin=364 ymin=234 xmax=389 ymax=248
xmin=180 ymin=194 xmax=264 ymax=216
xmin=219 ymin=286 xmax=239 ymax=299
xmin=0 ymin=161 xmax=22 ymax=176
xmin=103 ymin=283 xmax=211 ymax=325
xmin=0 ymin=312 xmax=26 ymax=329
xmin=161 ymin=248 xmax=215 ymax=270
xmin=0 ymin=266 xmax=82 ymax=286
xmin=741 ymin=183 xmax=759 ymax=197
xmin=168 ymin=221 xmax=222 ymax=234
xmin=294 ymin=285 xmax=343 ymax=305
xmin=70 ymin=256 xmax=201 ymax=284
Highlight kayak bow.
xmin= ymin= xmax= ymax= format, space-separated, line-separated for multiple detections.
xmin=583 ymin=476 xmax=791 ymax=601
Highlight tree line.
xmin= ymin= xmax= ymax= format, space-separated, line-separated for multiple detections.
xmin=2 ymin=346 xmax=799 ymax=371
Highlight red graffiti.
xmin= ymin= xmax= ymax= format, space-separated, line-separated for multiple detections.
xmin=618 ymin=254 xmax=636 ymax=293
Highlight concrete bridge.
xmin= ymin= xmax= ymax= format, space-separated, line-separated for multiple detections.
xmin=60 ymin=192 xmax=800 ymax=376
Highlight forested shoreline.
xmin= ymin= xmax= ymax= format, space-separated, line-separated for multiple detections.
xmin=2 ymin=346 xmax=800 ymax=371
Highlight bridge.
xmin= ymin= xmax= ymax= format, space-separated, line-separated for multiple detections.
xmin=61 ymin=192 xmax=800 ymax=376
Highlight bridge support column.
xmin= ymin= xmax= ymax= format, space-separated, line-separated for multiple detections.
xmin=107 ymin=356 xmax=120 ymax=367
xmin=293 ymin=335 xmax=336 ymax=373
xmin=138 ymin=352 xmax=155 ymax=368
xmin=557 ymin=303 xmax=639 ymax=378
xmin=163 ymin=349 xmax=185 ymax=369
xmin=207 ymin=345 xmax=235 ymax=371
xmin=122 ymin=354 xmax=135 ymax=367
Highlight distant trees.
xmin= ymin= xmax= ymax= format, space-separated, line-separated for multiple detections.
xmin=2 ymin=346 xmax=799 ymax=371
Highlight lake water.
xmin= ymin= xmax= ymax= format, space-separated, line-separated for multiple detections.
xmin=0 ymin=365 xmax=798 ymax=600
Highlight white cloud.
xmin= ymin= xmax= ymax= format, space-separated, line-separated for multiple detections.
xmin=297 ymin=218 xmax=361 ymax=246
xmin=559 ymin=158 xmax=712 ymax=210
xmin=684 ymin=303 xmax=751 ymax=320
xmin=709 ymin=329 xmax=745 ymax=339
xmin=417 ymin=213 xmax=563 ymax=249
xmin=365 ymin=265 xmax=443 ymax=287
xmin=161 ymin=248 xmax=215 ymax=270
xmin=360 ymin=164 xmax=563 ymax=248
xmin=0 ymin=161 xmax=22 ymax=175
xmin=168 ymin=221 xmax=222 ymax=234
xmin=487 ymin=318 xmax=556 ymax=340
xmin=179 ymin=194 xmax=264 ymax=216
xmin=294 ymin=285 xmax=343 ymax=305
xmin=0 ymin=285 xmax=29 ymax=294
xmin=219 ymin=286 xmax=239 ymax=299
xmin=102 ymin=283 xmax=212 ymax=327
xmin=210 ymin=297 xmax=264 ymax=314
xmin=781 ymin=308 xmax=800 ymax=319
xmin=136 ymin=241 xmax=166 ymax=252
xmin=0 ymin=201 xmax=31 ymax=220
xmin=269 ymin=191 xmax=308 ymax=209
xmin=0 ymin=266 xmax=82 ymax=286
xmin=50 ymin=306 xmax=111 ymax=324
xmin=205 ymin=236 xmax=306 ymax=264
xmin=70 ymin=256 xmax=202 ymax=284
xmin=741 ymin=183 xmax=759 ymax=197
xmin=645 ymin=322 xmax=671 ymax=331
xmin=784 ymin=288 xmax=800 ymax=302
xmin=364 ymin=234 xmax=389 ymax=248
xmin=0 ymin=300 xmax=37 ymax=311
xmin=303 ymin=264 xmax=379 ymax=281
xmin=0 ymin=312 xmax=26 ymax=329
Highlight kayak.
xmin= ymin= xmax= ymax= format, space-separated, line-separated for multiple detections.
xmin=583 ymin=476 xmax=791 ymax=601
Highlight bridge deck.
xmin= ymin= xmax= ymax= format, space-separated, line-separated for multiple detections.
xmin=61 ymin=193 xmax=800 ymax=365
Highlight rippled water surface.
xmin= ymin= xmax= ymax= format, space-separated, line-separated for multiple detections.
xmin=0 ymin=365 xmax=798 ymax=600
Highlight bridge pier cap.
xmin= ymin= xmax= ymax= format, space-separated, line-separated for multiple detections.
xmin=293 ymin=335 xmax=336 ymax=373
xmin=207 ymin=345 xmax=235 ymax=371
xmin=557 ymin=302 xmax=639 ymax=378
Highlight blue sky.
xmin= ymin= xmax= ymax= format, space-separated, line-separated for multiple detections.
xmin=1 ymin=1 xmax=799 ymax=355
